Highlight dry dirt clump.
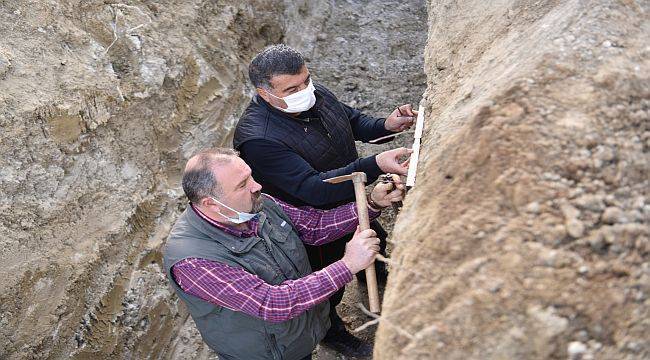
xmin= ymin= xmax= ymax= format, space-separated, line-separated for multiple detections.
xmin=376 ymin=0 xmax=649 ymax=359
xmin=0 ymin=1 xmax=284 ymax=358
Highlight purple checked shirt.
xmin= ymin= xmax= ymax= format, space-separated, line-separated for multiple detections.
xmin=171 ymin=194 xmax=380 ymax=323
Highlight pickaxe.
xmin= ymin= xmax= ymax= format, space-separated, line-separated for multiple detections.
xmin=323 ymin=172 xmax=381 ymax=313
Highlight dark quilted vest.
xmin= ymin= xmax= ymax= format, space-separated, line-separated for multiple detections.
xmin=163 ymin=198 xmax=330 ymax=360
xmin=233 ymin=84 xmax=359 ymax=207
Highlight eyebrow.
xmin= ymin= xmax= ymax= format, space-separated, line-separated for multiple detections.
xmin=235 ymin=178 xmax=247 ymax=188
xmin=283 ymin=74 xmax=310 ymax=93
xmin=235 ymin=170 xmax=252 ymax=189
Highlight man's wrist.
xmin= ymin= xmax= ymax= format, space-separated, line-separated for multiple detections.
xmin=341 ymin=257 xmax=359 ymax=275
xmin=360 ymin=155 xmax=383 ymax=180
xmin=366 ymin=193 xmax=385 ymax=212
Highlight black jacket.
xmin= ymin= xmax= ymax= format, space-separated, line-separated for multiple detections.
xmin=233 ymin=83 xmax=392 ymax=208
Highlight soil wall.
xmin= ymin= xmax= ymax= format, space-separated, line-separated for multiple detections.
xmin=0 ymin=1 xmax=284 ymax=358
xmin=376 ymin=1 xmax=649 ymax=359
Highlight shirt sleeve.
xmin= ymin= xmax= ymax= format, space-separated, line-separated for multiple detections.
xmin=343 ymin=103 xmax=393 ymax=143
xmin=240 ymin=139 xmax=383 ymax=207
xmin=267 ymin=195 xmax=382 ymax=246
xmin=171 ymin=258 xmax=353 ymax=323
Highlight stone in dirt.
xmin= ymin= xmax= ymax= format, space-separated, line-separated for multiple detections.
xmin=375 ymin=0 xmax=649 ymax=359
xmin=0 ymin=49 xmax=11 ymax=78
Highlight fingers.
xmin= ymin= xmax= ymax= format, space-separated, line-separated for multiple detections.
xmin=358 ymin=229 xmax=377 ymax=238
xmin=364 ymin=237 xmax=380 ymax=250
xmin=398 ymin=124 xmax=413 ymax=132
xmin=390 ymin=174 xmax=405 ymax=190
xmin=384 ymin=147 xmax=411 ymax=159
xmin=377 ymin=148 xmax=412 ymax=174
xmin=394 ymin=116 xmax=415 ymax=131
xmin=380 ymin=184 xmax=402 ymax=197
xmin=395 ymin=116 xmax=415 ymax=124
xmin=396 ymin=147 xmax=413 ymax=156
xmin=374 ymin=181 xmax=393 ymax=194
xmin=361 ymin=234 xmax=379 ymax=244
xmin=398 ymin=104 xmax=414 ymax=116
xmin=386 ymin=188 xmax=403 ymax=201
xmin=363 ymin=236 xmax=380 ymax=245
xmin=390 ymin=173 xmax=403 ymax=183
xmin=391 ymin=168 xmax=408 ymax=176
xmin=391 ymin=147 xmax=412 ymax=156
xmin=369 ymin=238 xmax=380 ymax=253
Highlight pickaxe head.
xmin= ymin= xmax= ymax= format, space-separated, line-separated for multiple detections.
xmin=322 ymin=171 xmax=367 ymax=184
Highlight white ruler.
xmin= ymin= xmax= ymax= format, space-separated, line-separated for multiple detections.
xmin=405 ymin=105 xmax=424 ymax=187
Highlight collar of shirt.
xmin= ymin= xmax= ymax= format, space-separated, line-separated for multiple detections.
xmin=190 ymin=203 xmax=259 ymax=238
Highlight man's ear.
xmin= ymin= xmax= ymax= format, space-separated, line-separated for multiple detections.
xmin=257 ymin=87 xmax=271 ymax=103
xmin=257 ymin=87 xmax=286 ymax=109
xmin=199 ymin=197 xmax=215 ymax=208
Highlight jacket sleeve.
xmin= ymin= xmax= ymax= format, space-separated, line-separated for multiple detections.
xmin=342 ymin=102 xmax=393 ymax=143
xmin=240 ymin=139 xmax=383 ymax=207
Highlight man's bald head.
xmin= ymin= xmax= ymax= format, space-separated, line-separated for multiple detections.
xmin=182 ymin=148 xmax=239 ymax=203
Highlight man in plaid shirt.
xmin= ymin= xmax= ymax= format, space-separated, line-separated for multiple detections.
xmin=163 ymin=148 xmax=404 ymax=360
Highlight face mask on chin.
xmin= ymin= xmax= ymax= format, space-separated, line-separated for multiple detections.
xmin=211 ymin=196 xmax=259 ymax=224
xmin=267 ymin=79 xmax=316 ymax=113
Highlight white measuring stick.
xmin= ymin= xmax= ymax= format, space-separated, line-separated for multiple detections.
xmin=406 ymin=105 xmax=424 ymax=187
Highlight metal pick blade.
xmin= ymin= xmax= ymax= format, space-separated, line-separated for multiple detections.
xmin=322 ymin=174 xmax=356 ymax=184
xmin=368 ymin=130 xmax=415 ymax=144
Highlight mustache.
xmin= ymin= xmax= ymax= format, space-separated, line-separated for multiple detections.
xmin=251 ymin=191 xmax=263 ymax=212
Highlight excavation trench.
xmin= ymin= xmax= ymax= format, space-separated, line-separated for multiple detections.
xmin=3 ymin=0 xmax=648 ymax=359
xmin=0 ymin=0 xmax=427 ymax=359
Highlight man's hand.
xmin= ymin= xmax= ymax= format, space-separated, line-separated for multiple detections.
xmin=370 ymin=174 xmax=405 ymax=208
xmin=342 ymin=227 xmax=380 ymax=274
xmin=384 ymin=104 xmax=418 ymax=132
xmin=376 ymin=147 xmax=412 ymax=175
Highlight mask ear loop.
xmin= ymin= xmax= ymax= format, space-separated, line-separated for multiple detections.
xmin=210 ymin=197 xmax=237 ymax=221
xmin=265 ymin=88 xmax=283 ymax=100
xmin=210 ymin=197 xmax=258 ymax=224
xmin=262 ymin=88 xmax=290 ymax=111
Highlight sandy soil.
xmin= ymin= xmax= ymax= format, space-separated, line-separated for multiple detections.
xmin=376 ymin=1 xmax=649 ymax=359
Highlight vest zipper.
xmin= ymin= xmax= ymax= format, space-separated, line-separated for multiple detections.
xmin=261 ymin=236 xmax=283 ymax=278
xmin=316 ymin=109 xmax=347 ymax=158
xmin=269 ymin=333 xmax=282 ymax=360
xmin=268 ymin=228 xmax=302 ymax=276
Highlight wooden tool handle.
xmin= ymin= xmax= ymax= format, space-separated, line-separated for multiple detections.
xmin=353 ymin=178 xmax=381 ymax=313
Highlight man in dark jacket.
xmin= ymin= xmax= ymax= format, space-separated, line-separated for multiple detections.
xmin=163 ymin=148 xmax=404 ymax=360
xmin=233 ymin=44 xmax=416 ymax=356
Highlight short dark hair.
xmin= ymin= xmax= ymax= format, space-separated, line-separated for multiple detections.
xmin=248 ymin=44 xmax=305 ymax=89
xmin=182 ymin=148 xmax=239 ymax=203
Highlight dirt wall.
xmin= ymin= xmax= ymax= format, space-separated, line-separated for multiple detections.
xmin=376 ymin=0 xmax=649 ymax=359
xmin=0 ymin=1 xmax=284 ymax=358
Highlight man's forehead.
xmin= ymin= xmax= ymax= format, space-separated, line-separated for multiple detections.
xmin=269 ymin=66 xmax=309 ymax=89
xmin=213 ymin=157 xmax=250 ymax=186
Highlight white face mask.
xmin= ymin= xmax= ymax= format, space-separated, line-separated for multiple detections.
xmin=267 ymin=79 xmax=316 ymax=113
xmin=211 ymin=197 xmax=258 ymax=224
